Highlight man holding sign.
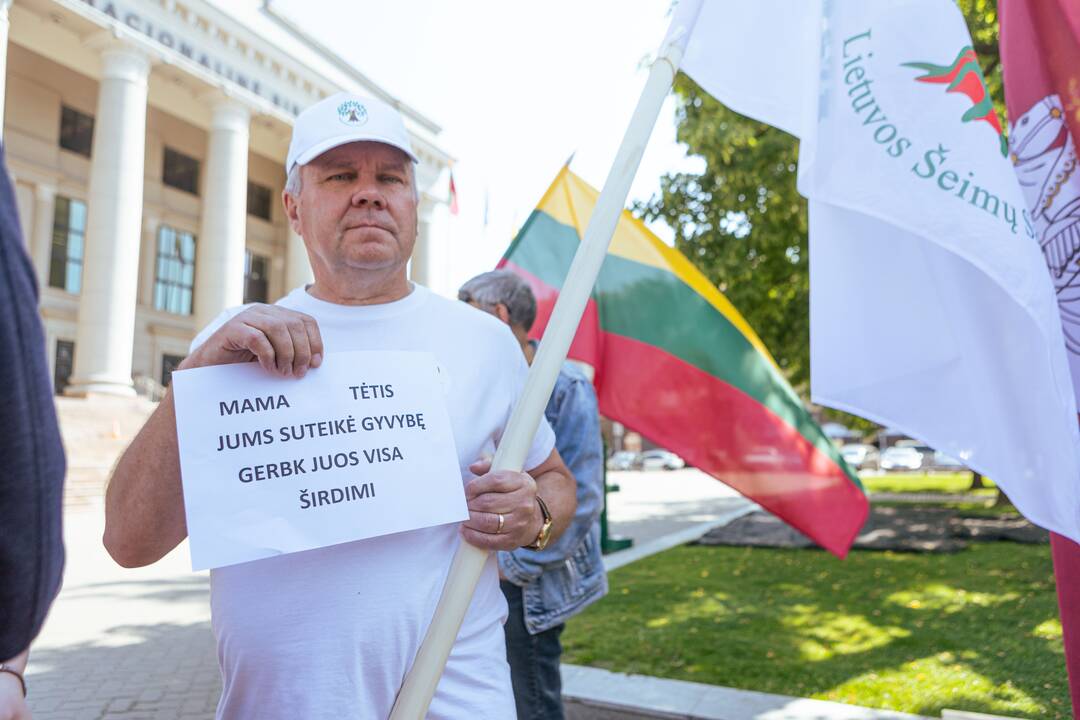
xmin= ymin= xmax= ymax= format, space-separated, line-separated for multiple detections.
xmin=103 ymin=92 xmax=576 ymax=720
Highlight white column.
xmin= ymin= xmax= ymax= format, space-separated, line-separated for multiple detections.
xmin=284 ymin=225 xmax=313 ymax=292
xmin=67 ymin=42 xmax=151 ymax=397
xmin=410 ymin=196 xmax=435 ymax=288
xmin=194 ymin=98 xmax=250 ymax=331
xmin=0 ymin=0 xmax=13 ymax=141
xmin=31 ymin=183 xmax=56 ymax=291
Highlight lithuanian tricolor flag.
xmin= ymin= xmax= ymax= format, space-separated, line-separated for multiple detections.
xmin=499 ymin=167 xmax=868 ymax=557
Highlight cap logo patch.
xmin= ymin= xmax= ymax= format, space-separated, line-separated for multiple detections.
xmin=337 ymin=100 xmax=368 ymax=127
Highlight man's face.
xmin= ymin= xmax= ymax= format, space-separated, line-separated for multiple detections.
xmin=289 ymin=141 xmax=417 ymax=276
xmin=464 ymin=298 xmax=512 ymax=328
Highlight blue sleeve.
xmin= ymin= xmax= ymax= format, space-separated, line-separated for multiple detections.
xmin=500 ymin=371 xmax=603 ymax=584
xmin=0 ymin=145 xmax=66 ymax=659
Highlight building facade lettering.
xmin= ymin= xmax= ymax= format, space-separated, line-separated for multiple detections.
xmin=76 ymin=0 xmax=308 ymax=116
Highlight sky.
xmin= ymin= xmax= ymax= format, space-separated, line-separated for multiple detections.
xmin=271 ymin=0 xmax=704 ymax=295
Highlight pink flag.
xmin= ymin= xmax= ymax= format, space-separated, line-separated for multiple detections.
xmin=1001 ymin=0 xmax=1080 ymax=713
xmin=1002 ymin=0 xmax=1080 ymax=361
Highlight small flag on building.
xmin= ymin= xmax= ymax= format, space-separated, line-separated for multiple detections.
xmin=448 ymin=171 xmax=459 ymax=216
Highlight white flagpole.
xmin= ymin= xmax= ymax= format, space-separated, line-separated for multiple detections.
xmin=390 ymin=3 xmax=703 ymax=717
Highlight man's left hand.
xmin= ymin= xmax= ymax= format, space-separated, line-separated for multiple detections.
xmin=461 ymin=459 xmax=541 ymax=551
xmin=0 ymin=681 xmax=29 ymax=720
xmin=0 ymin=651 xmax=30 ymax=720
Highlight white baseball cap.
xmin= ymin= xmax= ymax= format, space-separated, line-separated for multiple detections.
xmin=285 ymin=91 xmax=418 ymax=176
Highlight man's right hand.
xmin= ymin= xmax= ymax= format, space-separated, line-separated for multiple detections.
xmin=104 ymin=304 xmax=326 ymax=568
xmin=0 ymin=681 xmax=28 ymax=720
xmin=180 ymin=305 xmax=324 ymax=377
xmin=0 ymin=651 xmax=29 ymax=720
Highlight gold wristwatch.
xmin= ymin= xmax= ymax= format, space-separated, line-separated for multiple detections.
xmin=525 ymin=495 xmax=553 ymax=550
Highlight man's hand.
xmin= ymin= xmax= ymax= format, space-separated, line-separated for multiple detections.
xmin=104 ymin=304 xmax=325 ymax=568
xmin=181 ymin=305 xmax=324 ymax=377
xmin=0 ymin=651 xmax=29 ymax=720
xmin=461 ymin=459 xmax=543 ymax=551
xmin=0 ymin=686 xmax=27 ymax=720
xmin=0 ymin=681 xmax=28 ymax=720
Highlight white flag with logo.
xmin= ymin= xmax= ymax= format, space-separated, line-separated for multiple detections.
xmin=674 ymin=0 xmax=1080 ymax=541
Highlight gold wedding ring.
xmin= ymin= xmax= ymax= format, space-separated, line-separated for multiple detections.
xmin=496 ymin=513 xmax=505 ymax=534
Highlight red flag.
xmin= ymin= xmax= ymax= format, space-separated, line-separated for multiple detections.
xmin=498 ymin=168 xmax=867 ymax=558
xmin=1001 ymin=0 xmax=1080 ymax=713
xmin=448 ymin=172 xmax=459 ymax=216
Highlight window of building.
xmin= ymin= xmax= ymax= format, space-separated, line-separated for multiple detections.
xmin=59 ymin=106 xmax=94 ymax=158
xmin=161 ymin=353 xmax=185 ymax=387
xmin=48 ymin=196 xmax=87 ymax=293
xmin=244 ymin=250 xmax=270 ymax=304
xmin=163 ymin=147 xmax=200 ymax=195
xmin=54 ymin=340 xmax=74 ymax=395
xmin=154 ymin=226 xmax=196 ymax=315
xmin=247 ymin=181 xmax=273 ymax=221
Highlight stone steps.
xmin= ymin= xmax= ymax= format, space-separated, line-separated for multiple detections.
xmin=55 ymin=395 xmax=156 ymax=510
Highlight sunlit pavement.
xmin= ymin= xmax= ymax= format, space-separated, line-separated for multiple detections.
xmin=605 ymin=468 xmax=754 ymax=547
xmin=24 ymin=468 xmax=749 ymax=719
xmin=25 ymin=510 xmax=216 ymax=720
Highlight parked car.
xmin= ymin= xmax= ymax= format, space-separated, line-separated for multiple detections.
xmin=639 ymin=449 xmax=685 ymax=471
xmin=606 ymin=451 xmax=639 ymax=471
xmin=840 ymin=443 xmax=880 ymax=470
xmin=892 ymin=440 xmax=963 ymax=469
xmin=742 ymin=445 xmax=802 ymax=470
xmin=932 ymin=450 xmax=965 ymax=470
xmin=822 ymin=422 xmax=860 ymax=442
xmin=879 ymin=445 xmax=923 ymax=471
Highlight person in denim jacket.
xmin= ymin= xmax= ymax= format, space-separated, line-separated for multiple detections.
xmin=459 ymin=270 xmax=608 ymax=720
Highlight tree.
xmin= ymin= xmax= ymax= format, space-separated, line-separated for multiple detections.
xmin=637 ymin=0 xmax=1002 ymax=396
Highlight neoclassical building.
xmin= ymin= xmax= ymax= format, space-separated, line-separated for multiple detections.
xmin=3 ymin=0 xmax=453 ymax=396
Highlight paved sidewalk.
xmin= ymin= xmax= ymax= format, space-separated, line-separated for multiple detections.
xmin=604 ymin=469 xmax=753 ymax=545
xmin=22 ymin=470 xmax=745 ymax=719
xmin=26 ymin=511 xmax=217 ymax=720
xmin=562 ymin=664 xmax=935 ymax=720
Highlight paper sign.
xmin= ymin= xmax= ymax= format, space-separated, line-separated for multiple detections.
xmin=172 ymin=351 xmax=467 ymax=570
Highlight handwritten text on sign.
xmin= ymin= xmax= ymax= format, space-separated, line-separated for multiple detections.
xmin=172 ymin=351 xmax=466 ymax=571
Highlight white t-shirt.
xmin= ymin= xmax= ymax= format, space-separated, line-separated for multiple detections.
xmin=190 ymin=284 xmax=556 ymax=720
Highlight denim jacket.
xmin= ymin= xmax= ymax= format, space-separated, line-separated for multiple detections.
xmin=499 ymin=356 xmax=608 ymax=634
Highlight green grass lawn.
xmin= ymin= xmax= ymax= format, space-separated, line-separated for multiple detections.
xmin=563 ymin=543 xmax=1067 ymax=718
xmin=872 ymin=499 xmax=1025 ymax=518
xmin=860 ymin=472 xmax=997 ymax=496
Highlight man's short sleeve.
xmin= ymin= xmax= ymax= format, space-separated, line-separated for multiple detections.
xmin=498 ymin=333 xmax=555 ymax=472
xmin=189 ymin=304 xmax=254 ymax=353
